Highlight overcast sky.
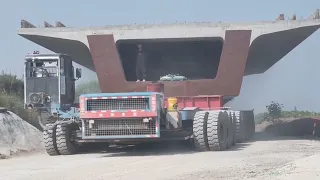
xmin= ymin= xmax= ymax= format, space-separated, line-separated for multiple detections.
xmin=0 ymin=0 xmax=319 ymax=113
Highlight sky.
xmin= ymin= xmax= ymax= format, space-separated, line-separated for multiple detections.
xmin=0 ymin=0 xmax=319 ymax=113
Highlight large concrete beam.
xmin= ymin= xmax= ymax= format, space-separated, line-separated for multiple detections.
xmin=17 ymin=20 xmax=320 ymax=74
xmin=17 ymin=20 xmax=320 ymax=96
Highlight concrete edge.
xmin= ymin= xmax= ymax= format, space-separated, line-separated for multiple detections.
xmin=17 ymin=19 xmax=320 ymax=34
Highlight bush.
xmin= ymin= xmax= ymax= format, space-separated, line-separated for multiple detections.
xmin=0 ymin=72 xmax=40 ymax=130
xmin=281 ymin=110 xmax=320 ymax=118
xmin=0 ymin=71 xmax=23 ymax=98
xmin=0 ymin=92 xmax=40 ymax=130
xmin=0 ymin=92 xmax=26 ymax=117
xmin=75 ymin=80 xmax=100 ymax=102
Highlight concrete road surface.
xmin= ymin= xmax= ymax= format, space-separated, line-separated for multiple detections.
xmin=1 ymin=133 xmax=320 ymax=180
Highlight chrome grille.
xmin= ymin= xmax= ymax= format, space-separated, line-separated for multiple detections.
xmin=86 ymin=98 xmax=150 ymax=111
xmin=83 ymin=119 xmax=156 ymax=137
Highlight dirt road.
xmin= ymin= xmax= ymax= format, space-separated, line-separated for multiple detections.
xmin=1 ymin=133 xmax=320 ymax=180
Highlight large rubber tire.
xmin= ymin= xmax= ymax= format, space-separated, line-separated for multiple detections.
xmin=226 ymin=111 xmax=236 ymax=146
xmin=43 ymin=124 xmax=60 ymax=156
xmin=231 ymin=111 xmax=237 ymax=146
xmin=228 ymin=111 xmax=235 ymax=148
xmin=206 ymin=111 xmax=228 ymax=151
xmin=224 ymin=111 xmax=232 ymax=149
xmin=235 ymin=111 xmax=245 ymax=143
xmin=56 ymin=123 xmax=78 ymax=155
xmin=192 ymin=111 xmax=209 ymax=151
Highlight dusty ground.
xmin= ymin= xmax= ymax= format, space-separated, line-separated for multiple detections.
xmin=0 ymin=132 xmax=320 ymax=180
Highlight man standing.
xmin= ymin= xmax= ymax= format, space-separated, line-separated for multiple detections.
xmin=136 ymin=44 xmax=146 ymax=82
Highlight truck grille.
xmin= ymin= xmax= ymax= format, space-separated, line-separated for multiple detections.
xmin=83 ymin=119 xmax=156 ymax=137
xmin=86 ymin=98 xmax=150 ymax=111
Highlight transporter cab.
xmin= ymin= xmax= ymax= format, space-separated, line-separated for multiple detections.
xmin=24 ymin=53 xmax=255 ymax=156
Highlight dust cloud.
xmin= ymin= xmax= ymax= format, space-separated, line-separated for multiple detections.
xmin=230 ymin=31 xmax=320 ymax=114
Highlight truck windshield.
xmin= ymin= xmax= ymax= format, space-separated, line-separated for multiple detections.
xmin=27 ymin=60 xmax=58 ymax=78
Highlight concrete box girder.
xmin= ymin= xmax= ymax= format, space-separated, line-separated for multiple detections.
xmin=18 ymin=20 xmax=320 ymax=74
xmin=17 ymin=20 xmax=320 ymax=96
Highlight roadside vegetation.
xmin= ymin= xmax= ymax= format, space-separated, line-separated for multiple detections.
xmin=255 ymin=101 xmax=320 ymax=124
xmin=0 ymin=71 xmax=40 ymax=129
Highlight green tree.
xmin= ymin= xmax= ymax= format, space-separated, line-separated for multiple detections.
xmin=265 ymin=101 xmax=283 ymax=124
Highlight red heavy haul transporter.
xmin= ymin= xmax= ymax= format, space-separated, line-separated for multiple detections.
xmin=26 ymin=51 xmax=255 ymax=156
xmin=78 ymin=87 xmax=254 ymax=153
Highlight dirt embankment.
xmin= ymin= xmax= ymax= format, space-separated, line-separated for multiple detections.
xmin=256 ymin=117 xmax=320 ymax=137
xmin=0 ymin=108 xmax=44 ymax=159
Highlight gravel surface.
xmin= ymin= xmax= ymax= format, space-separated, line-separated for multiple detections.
xmin=0 ymin=132 xmax=320 ymax=180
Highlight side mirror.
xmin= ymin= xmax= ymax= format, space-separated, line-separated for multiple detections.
xmin=76 ymin=68 xmax=82 ymax=80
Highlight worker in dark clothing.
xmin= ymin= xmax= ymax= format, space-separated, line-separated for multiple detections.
xmin=136 ymin=44 xmax=146 ymax=82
